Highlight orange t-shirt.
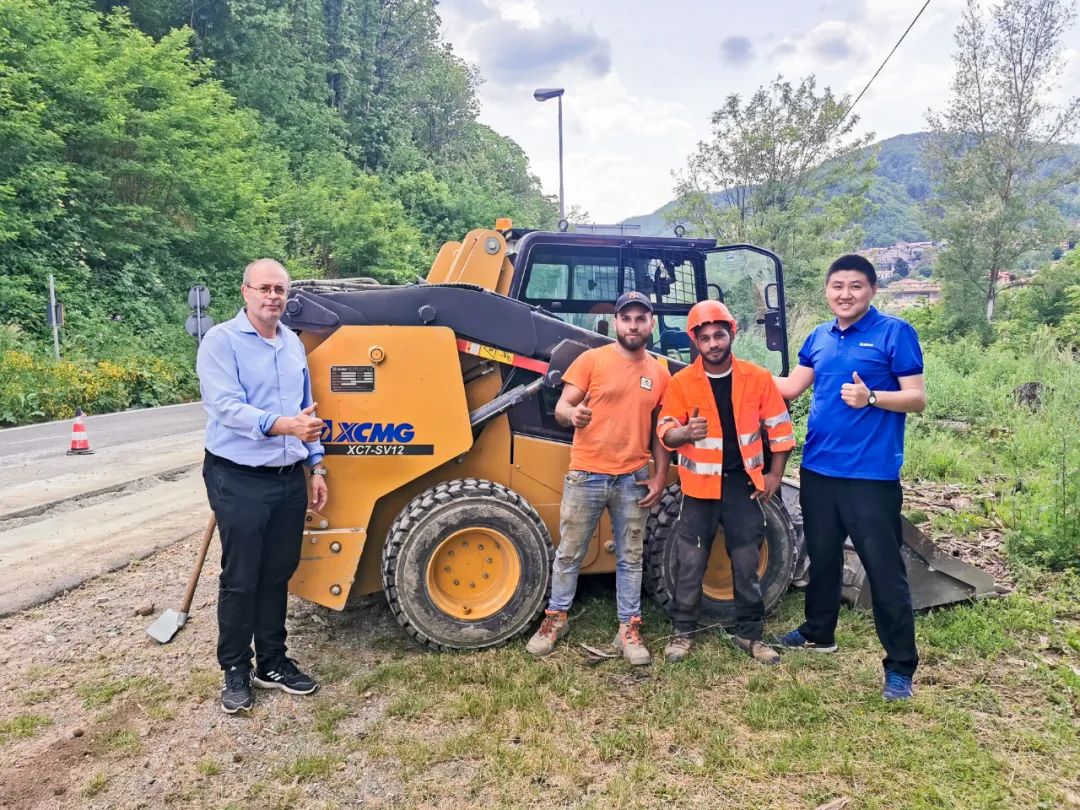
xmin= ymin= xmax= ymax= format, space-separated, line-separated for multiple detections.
xmin=562 ymin=344 xmax=671 ymax=475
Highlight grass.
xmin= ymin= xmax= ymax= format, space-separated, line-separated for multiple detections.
xmin=274 ymin=753 xmax=343 ymax=783
xmin=197 ymin=757 xmax=222 ymax=777
xmin=93 ymin=728 xmax=141 ymax=756
xmin=339 ymin=584 xmax=1079 ymax=809
xmin=0 ymin=714 xmax=52 ymax=745
xmin=83 ymin=772 xmax=108 ymax=798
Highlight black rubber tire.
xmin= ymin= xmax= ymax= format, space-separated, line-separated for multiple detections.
xmin=381 ymin=478 xmax=553 ymax=651
xmin=643 ymin=482 xmax=798 ymax=627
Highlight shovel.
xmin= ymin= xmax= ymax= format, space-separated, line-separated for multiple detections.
xmin=146 ymin=514 xmax=216 ymax=644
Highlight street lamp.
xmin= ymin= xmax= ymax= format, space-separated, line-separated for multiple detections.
xmin=533 ymin=87 xmax=565 ymax=221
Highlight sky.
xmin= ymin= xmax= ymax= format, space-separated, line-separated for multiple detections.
xmin=438 ymin=0 xmax=1080 ymax=224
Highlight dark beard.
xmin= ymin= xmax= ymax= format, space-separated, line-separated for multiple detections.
xmin=617 ymin=332 xmax=647 ymax=351
xmin=702 ymin=347 xmax=731 ymax=368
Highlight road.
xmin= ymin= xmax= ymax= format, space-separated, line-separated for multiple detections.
xmin=0 ymin=402 xmax=208 ymax=615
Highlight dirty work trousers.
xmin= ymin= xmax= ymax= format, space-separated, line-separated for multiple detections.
xmin=203 ymin=452 xmax=308 ymax=672
xmin=797 ymin=468 xmax=918 ymax=677
xmin=547 ymin=465 xmax=649 ymax=623
xmin=669 ymin=470 xmax=767 ymax=640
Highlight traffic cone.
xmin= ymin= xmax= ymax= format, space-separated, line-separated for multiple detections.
xmin=66 ymin=407 xmax=94 ymax=455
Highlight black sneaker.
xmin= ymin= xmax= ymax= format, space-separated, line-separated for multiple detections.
xmin=252 ymin=657 xmax=319 ymax=695
xmin=221 ymin=666 xmax=254 ymax=714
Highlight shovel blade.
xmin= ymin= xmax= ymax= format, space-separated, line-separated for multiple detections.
xmin=146 ymin=609 xmax=185 ymax=644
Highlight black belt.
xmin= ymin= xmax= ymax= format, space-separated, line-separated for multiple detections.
xmin=206 ymin=451 xmax=303 ymax=475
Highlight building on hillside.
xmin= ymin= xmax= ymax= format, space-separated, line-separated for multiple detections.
xmin=879 ymin=278 xmax=941 ymax=309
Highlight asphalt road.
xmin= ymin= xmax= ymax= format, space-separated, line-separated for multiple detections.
xmin=0 ymin=401 xmax=206 ymax=462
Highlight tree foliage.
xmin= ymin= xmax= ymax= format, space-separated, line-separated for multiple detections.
xmin=928 ymin=0 xmax=1080 ymax=332
xmin=669 ymin=76 xmax=876 ymax=308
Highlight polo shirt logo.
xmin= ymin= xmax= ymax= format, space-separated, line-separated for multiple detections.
xmin=640 ymin=376 xmax=653 ymax=390
xmin=858 ymin=342 xmax=875 ymax=348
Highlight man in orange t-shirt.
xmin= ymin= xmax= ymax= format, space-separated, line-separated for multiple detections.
xmin=526 ymin=291 xmax=671 ymax=665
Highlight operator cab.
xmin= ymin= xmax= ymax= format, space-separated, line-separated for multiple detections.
xmin=507 ymin=230 xmax=789 ymax=375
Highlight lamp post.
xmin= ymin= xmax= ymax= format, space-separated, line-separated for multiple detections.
xmin=533 ymin=87 xmax=565 ymax=221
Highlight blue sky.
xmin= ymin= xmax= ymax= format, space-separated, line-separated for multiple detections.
xmin=439 ymin=0 xmax=1080 ymax=223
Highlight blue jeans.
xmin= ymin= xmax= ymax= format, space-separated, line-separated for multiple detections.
xmin=548 ymin=465 xmax=650 ymax=623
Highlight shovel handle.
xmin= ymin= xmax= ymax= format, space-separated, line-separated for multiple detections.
xmin=180 ymin=514 xmax=217 ymax=614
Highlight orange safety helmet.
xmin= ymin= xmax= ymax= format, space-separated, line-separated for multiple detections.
xmin=685 ymin=300 xmax=737 ymax=338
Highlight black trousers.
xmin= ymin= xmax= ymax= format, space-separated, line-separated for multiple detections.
xmin=798 ymin=467 xmax=918 ymax=677
xmin=203 ymin=452 xmax=308 ymax=671
xmin=669 ymin=471 xmax=767 ymax=639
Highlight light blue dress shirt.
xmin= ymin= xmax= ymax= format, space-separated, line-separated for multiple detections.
xmin=196 ymin=308 xmax=324 ymax=468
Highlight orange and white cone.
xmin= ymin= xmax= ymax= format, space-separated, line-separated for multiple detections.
xmin=66 ymin=407 xmax=94 ymax=455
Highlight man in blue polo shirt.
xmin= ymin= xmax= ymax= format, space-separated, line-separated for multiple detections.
xmin=773 ymin=254 xmax=926 ymax=701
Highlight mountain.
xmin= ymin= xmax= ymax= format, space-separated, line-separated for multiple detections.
xmin=620 ymin=132 xmax=1080 ymax=248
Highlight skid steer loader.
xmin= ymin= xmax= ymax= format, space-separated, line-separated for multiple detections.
xmin=280 ymin=223 xmax=995 ymax=650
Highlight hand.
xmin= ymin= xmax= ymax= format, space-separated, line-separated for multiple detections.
xmin=292 ymin=403 xmax=324 ymax=442
xmin=570 ymin=393 xmax=593 ymax=429
xmin=840 ymin=371 xmax=871 ymax=409
xmin=752 ymin=471 xmax=782 ymax=503
xmin=686 ymin=407 xmax=708 ymax=441
xmin=636 ymin=474 xmax=666 ymax=509
xmin=309 ymin=474 xmax=328 ymax=511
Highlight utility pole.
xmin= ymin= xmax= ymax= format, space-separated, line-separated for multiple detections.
xmin=48 ymin=274 xmax=60 ymax=360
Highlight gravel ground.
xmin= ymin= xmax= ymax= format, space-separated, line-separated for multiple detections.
xmin=0 ymin=533 xmax=411 ymax=809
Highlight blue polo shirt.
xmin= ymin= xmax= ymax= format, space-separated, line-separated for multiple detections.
xmin=798 ymin=306 xmax=923 ymax=481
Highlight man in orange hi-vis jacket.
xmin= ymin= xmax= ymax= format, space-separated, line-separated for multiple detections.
xmin=656 ymin=300 xmax=795 ymax=665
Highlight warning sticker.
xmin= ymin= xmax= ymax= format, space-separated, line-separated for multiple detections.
xmin=331 ymin=366 xmax=375 ymax=393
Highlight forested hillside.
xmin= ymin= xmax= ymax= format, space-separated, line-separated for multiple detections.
xmin=0 ymin=0 xmax=556 ymax=423
xmin=623 ymin=132 xmax=1080 ymax=247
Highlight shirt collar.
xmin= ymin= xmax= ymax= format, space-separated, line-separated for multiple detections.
xmin=233 ymin=307 xmax=282 ymax=337
xmin=830 ymin=305 xmax=879 ymax=334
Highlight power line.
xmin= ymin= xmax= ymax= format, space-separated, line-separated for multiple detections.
xmin=837 ymin=0 xmax=933 ymax=129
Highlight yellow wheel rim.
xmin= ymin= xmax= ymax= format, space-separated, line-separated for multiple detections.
xmin=701 ymin=531 xmax=769 ymax=602
xmin=425 ymin=528 xmax=521 ymax=621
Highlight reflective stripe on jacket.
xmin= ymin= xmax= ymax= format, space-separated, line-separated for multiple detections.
xmin=656 ymin=357 xmax=795 ymax=499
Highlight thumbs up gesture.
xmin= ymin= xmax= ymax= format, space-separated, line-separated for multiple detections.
xmin=686 ymin=406 xmax=709 ymax=441
xmin=841 ymin=371 xmax=872 ymax=409
xmin=292 ymin=402 xmax=325 ymax=441
xmin=570 ymin=392 xmax=593 ymax=429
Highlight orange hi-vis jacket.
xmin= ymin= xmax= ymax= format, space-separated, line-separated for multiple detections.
xmin=657 ymin=357 xmax=796 ymax=499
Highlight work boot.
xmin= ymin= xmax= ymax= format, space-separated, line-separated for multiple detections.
xmin=253 ymin=657 xmax=319 ymax=695
xmin=221 ymin=666 xmax=254 ymax=714
xmin=613 ymin=616 xmax=652 ymax=666
xmin=526 ymin=610 xmax=569 ymax=656
xmin=732 ymin=636 xmax=781 ymax=666
xmin=664 ymin=634 xmax=694 ymax=663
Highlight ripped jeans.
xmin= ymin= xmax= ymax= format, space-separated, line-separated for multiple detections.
xmin=547 ymin=465 xmax=650 ymax=623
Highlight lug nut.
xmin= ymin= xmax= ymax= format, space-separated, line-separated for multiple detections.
xmin=469 ymin=582 xmax=475 ymax=588
xmin=477 ymin=544 xmax=484 ymax=551
xmin=330 ymin=584 xmax=342 ymax=596
xmin=482 ymin=573 xmax=489 ymax=580
xmin=444 ymin=566 xmax=451 ymax=572
xmin=448 ymin=550 xmax=455 ymax=557
xmin=486 ymin=557 xmax=493 ymax=564
xmin=330 ymin=542 xmax=341 ymax=553
xmin=453 ymin=579 xmax=460 ymax=586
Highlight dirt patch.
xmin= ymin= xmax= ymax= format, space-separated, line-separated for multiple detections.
xmin=0 ymin=534 xmax=409 ymax=809
xmin=904 ymin=478 xmax=1013 ymax=586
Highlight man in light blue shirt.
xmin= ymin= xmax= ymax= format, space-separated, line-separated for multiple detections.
xmin=197 ymin=258 xmax=328 ymax=714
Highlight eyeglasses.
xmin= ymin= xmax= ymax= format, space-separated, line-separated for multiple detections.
xmin=245 ymin=283 xmax=289 ymax=297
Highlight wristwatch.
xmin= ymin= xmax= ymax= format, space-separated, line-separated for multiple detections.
xmin=309 ymin=466 xmax=328 ymax=477
xmin=867 ymin=391 xmax=878 ymax=407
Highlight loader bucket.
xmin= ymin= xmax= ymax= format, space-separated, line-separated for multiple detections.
xmin=841 ymin=517 xmax=998 ymax=610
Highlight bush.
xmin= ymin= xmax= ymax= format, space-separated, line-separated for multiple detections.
xmin=0 ymin=342 xmax=196 ymax=425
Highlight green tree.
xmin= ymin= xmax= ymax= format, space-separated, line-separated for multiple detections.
xmin=928 ymin=0 xmax=1080 ymax=333
xmin=669 ymin=76 xmax=876 ymax=309
xmin=894 ymin=257 xmax=911 ymax=277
